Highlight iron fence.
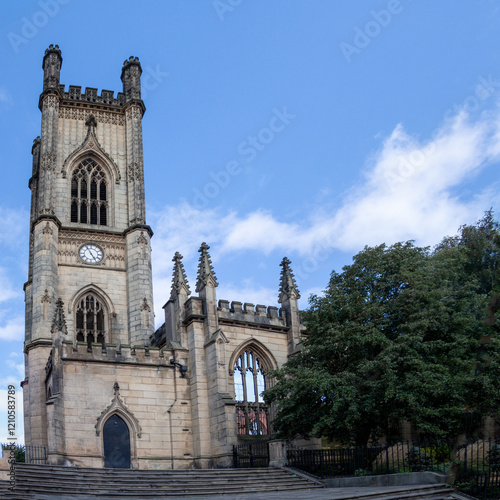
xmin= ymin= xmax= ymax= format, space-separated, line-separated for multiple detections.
xmin=286 ymin=437 xmax=454 ymax=479
xmin=456 ymin=436 xmax=500 ymax=500
xmin=233 ymin=439 xmax=270 ymax=468
xmin=24 ymin=444 xmax=47 ymax=464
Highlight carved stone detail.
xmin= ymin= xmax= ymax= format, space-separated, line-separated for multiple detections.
xmin=45 ymin=349 xmax=53 ymax=376
xmin=171 ymin=252 xmax=191 ymax=298
xmin=196 ymin=242 xmax=218 ymax=292
xmin=95 ymin=383 xmax=142 ymax=438
xmin=58 ymin=230 xmax=125 ymax=269
xmin=59 ymin=107 xmax=125 ymax=126
xmin=43 ymin=94 xmax=59 ymax=109
xmin=126 ymin=105 xmax=142 ymax=120
xmin=40 ymin=152 xmax=57 ymax=172
xmin=43 ymin=222 xmax=53 ymax=249
xmin=279 ymin=257 xmax=300 ymax=300
xmin=51 ymin=298 xmax=68 ymax=335
xmin=141 ymin=298 xmax=151 ymax=328
xmin=41 ymin=289 xmax=51 ymax=320
xmin=61 ymin=113 xmax=121 ymax=182
xmin=127 ymin=162 xmax=143 ymax=181
xmin=137 ymin=231 xmax=148 ymax=258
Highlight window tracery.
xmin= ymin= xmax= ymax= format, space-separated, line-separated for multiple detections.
xmin=75 ymin=293 xmax=107 ymax=348
xmin=70 ymin=159 xmax=108 ymax=226
xmin=233 ymin=349 xmax=268 ymax=436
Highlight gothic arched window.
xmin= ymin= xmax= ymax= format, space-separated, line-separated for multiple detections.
xmin=70 ymin=159 xmax=108 ymax=226
xmin=233 ymin=349 xmax=268 ymax=436
xmin=75 ymin=293 xmax=107 ymax=348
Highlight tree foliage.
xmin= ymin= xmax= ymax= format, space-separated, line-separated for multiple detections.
xmin=264 ymin=212 xmax=500 ymax=445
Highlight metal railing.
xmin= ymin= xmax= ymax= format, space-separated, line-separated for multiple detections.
xmin=24 ymin=444 xmax=47 ymax=464
xmin=456 ymin=437 xmax=500 ymax=500
xmin=286 ymin=438 xmax=454 ymax=479
xmin=233 ymin=439 xmax=270 ymax=468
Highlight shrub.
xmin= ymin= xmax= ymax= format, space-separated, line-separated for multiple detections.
xmin=1 ymin=443 xmax=25 ymax=463
xmin=407 ymin=446 xmax=434 ymax=472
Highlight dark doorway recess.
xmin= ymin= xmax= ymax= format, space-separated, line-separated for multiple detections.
xmin=103 ymin=414 xmax=131 ymax=468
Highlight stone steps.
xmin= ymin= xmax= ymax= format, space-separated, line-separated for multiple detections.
xmin=329 ymin=485 xmax=456 ymax=500
xmin=3 ymin=463 xmax=324 ymax=498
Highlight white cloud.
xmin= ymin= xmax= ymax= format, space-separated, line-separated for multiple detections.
xmin=217 ymin=282 xmax=279 ymax=308
xmin=0 ymin=317 xmax=24 ymax=342
xmin=0 ymin=268 xmax=22 ymax=304
xmin=148 ymin=105 xmax=500 ymax=324
xmin=220 ymin=211 xmax=303 ymax=255
xmin=0 ymin=207 xmax=29 ymax=250
xmin=331 ymin=110 xmax=500 ymax=250
xmin=0 ymin=87 xmax=13 ymax=105
xmin=151 ymin=106 xmax=500 ymax=265
xmin=149 ymin=202 xmax=236 ymax=274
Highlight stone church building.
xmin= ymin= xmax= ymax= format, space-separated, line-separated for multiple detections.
xmin=22 ymin=45 xmax=304 ymax=469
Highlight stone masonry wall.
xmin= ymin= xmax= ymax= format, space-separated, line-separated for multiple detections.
xmin=60 ymin=342 xmax=193 ymax=469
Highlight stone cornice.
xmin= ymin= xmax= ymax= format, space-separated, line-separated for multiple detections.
xmin=24 ymin=339 xmax=52 ymax=354
xmin=38 ymin=87 xmax=62 ymax=111
xmin=123 ymin=223 xmax=153 ymax=238
xmin=32 ymin=214 xmax=62 ymax=232
xmin=123 ymin=98 xmax=146 ymax=116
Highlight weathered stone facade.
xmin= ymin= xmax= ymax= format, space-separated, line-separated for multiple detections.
xmin=23 ymin=45 xmax=305 ymax=469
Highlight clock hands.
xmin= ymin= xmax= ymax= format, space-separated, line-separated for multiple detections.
xmin=80 ymin=245 xmax=103 ymax=264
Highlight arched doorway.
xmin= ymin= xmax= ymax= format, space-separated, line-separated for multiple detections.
xmin=103 ymin=414 xmax=131 ymax=468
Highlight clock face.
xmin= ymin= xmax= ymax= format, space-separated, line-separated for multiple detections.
xmin=79 ymin=244 xmax=104 ymax=264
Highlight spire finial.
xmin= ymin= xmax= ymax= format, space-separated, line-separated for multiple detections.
xmin=51 ymin=298 xmax=68 ymax=335
xmin=171 ymin=252 xmax=191 ymax=298
xmin=85 ymin=114 xmax=97 ymax=129
xmin=196 ymin=242 xmax=218 ymax=292
xmin=42 ymin=45 xmax=62 ymax=91
xmin=121 ymin=56 xmax=142 ymax=101
xmin=278 ymin=257 xmax=300 ymax=302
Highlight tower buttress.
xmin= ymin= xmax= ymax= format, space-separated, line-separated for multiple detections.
xmin=122 ymin=57 xmax=146 ymax=226
xmin=38 ymin=44 xmax=62 ymax=217
xmin=120 ymin=56 xmax=154 ymax=344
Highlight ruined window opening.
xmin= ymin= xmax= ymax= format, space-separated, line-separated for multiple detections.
xmin=233 ymin=349 xmax=268 ymax=436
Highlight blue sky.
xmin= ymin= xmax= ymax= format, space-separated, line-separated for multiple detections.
xmin=1 ymin=0 xmax=500 ymax=443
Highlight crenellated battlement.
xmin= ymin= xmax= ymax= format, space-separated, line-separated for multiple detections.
xmin=57 ymin=84 xmax=125 ymax=106
xmin=61 ymin=340 xmax=182 ymax=366
xmin=217 ymin=299 xmax=286 ymax=328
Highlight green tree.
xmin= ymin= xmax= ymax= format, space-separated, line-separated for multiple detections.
xmin=264 ymin=215 xmax=500 ymax=446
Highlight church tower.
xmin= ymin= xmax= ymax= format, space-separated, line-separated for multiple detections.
xmin=22 ymin=46 xmax=308 ymax=470
xmin=23 ymin=45 xmax=154 ymax=463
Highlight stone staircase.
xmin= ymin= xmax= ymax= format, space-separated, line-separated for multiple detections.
xmin=0 ymin=462 xmax=324 ymax=498
xmin=322 ymin=485 xmax=460 ymax=500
